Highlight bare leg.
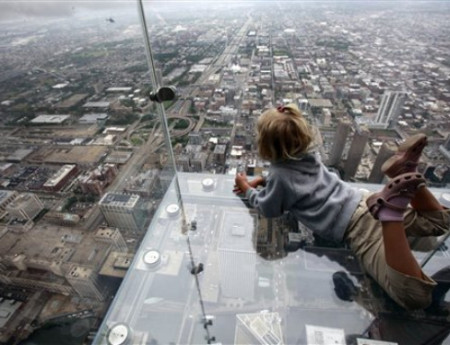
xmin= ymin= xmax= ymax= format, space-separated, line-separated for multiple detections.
xmin=367 ymin=174 xmax=433 ymax=279
xmin=411 ymin=186 xmax=445 ymax=211
xmin=382 ymin=221 xmax=423 ymax=279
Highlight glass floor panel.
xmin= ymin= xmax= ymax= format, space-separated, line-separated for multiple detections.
xmin=95 ymin=173 xmax=450 ymax=345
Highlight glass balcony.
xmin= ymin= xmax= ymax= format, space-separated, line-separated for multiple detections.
xmin=0 ymin=1 xmax=449 ymax=345
xmin=93 ymin=174 xmax=450 ymax=345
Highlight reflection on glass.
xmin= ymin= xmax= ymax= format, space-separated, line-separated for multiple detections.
xmin=95 ymin=175 xmax=380 ymax=345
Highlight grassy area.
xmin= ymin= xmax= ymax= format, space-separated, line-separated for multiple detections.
xmin=273 ymin=50 xmax=290 ymax=56
xmin=131 ymin=136 xmax=144 ymax=146
xmin=106 ymin=113 xmax=139 ymax=126
xmin=168 ymin=118 xmax=190 ymax=130
xmin=163 ymin=100 xmax=176 ymax=110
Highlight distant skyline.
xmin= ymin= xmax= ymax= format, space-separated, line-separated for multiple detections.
xmin=0 ymin=0 xmax=449 ymax=23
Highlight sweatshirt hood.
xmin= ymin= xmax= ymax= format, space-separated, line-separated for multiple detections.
xmin=271 ymin=152 xmax=321 ymax=175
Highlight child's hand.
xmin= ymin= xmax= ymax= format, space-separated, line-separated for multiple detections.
xmin=233 ymin=172 xmax=250 ymax=195
xmin=248 ymin=175 xmax=265 ymax=188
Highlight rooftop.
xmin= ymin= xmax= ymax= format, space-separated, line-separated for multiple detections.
xmin=99 ymin=192 xmax=140 ymax=207
xmin=30 ymin=115 xmax=71 ymax=124
xmin=99 ymin=252 xmax=135 ymax=279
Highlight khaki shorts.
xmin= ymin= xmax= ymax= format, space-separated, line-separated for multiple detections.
xmin=344 ymin=193 xmax=450 ymax=310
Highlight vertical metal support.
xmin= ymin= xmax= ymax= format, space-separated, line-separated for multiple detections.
xmin=136 ymin=1 xmax=216 ymax=342
xmin=137 ymin=0 xmax=158 ymax=89
xmin=137 ymin=0 xmax=188 ymax=233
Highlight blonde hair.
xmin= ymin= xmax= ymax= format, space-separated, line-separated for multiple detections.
xmin=257 ymin=103 xmax=313 ymax=161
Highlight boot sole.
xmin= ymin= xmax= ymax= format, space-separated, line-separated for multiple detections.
xmin=381 ymin=134 xmax=428 ymax=178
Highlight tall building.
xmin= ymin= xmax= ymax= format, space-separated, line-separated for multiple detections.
xmin=155 ymin=68 xmax=163 ymax=87
xmin=99 ymin=193 xmax=145 ymax=233
xmin=424 ymin=164 xmax=450 ymax=184
xmin=328 ymin=119 xmax=351 ymax=166
xmin=439 ymin=133 xmax=450 ymax=161
xmin=255 ymin=214 xmax=293 ymax=260
xmin=375 ymin=91 xmax=407 ymax=128
xmin=66 ymin=265 xmax=105 ymax=301
xmin=176 ymin=155 xmax=190 ymax=172
xmin=213 ymin=144 xmax=227 ymax=165
xmin=368 ymin=141 xmax=397 ymax=183
xmin=218 ymin=209 xmax=257 ymax=301
xmin=188 ymin=132 xmax=203 ymax=145
xmin=235 ymin=311 xmax=284 ymax=345
xmin=6 ymin=193 xmax=44 ymax=221
xmin=94 ymin=227 xmax=128 ymax=253
xmin=445 ymin=134 xmax=450 ymax=151
xmin=190 ymin=152 xmax=207 ymax=172
xmin=343 ymin=125 xmax=369 ymax=180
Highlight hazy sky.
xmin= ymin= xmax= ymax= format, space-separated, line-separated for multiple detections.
xmin=0 ymin=1 xmax=132 ymax=22
xmin=0 ymin=0 xmax=251 ymax=22
xmin=0 ymin=0 xmax=448 ymax=22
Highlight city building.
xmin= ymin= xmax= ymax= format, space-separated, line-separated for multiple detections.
xmin=176 ymin=147 xmax=208 ymax=173
xmin=177 ymin=155 xmax=190 ymax=172
xmin=6 ymin=219 xmax=34 ymax=233
xmin=23 ymin=256 xmax=64 ymax=276
xmin=0 ymin=298 xmax=23 ymax=331
xmin=368 ymin=141 xmax=397 ymax=183
xmin=6 ymin=149 xmax=34 ymax=163
xmin=0 ymin=190 xmax=18 ymax=215
xmin=188 ymin=132 xmax=203 ymax=145
xmin=255 ymin=214 xmax=288 ymax=260
xmin=83 ymin=101 xmax=110 ymax=109
xmin=424 ymin=163 xmax=450 ymax=185
xmin=99 ymin=193 xmax=146 ymax=233
xmin=78 ymin=164 xmax=118 ymax=195
xmin=190 ymin=152 xmax=207 ymax=172
xmin=213 ymin=144 xmax=227 ymax=165
xmin=123 ymin=169 xmax=159 ymax=198
xmin=6 ymin=193 xmax=44 ymax=221
xmin=30 ymin=115 xmax=71 ymax=124
xmin=44 ymin=211 xmax=80 ymax=226
xmin=327 ymin=118 xmax=351 ymax=166
xmin=79 ymin=113 xmax=109 ymax=124
xmin=106 ymin=87 xmax=133 ymax=93
xmin=105 ymin=150 xmax=133 ymax=165
xmin=94 ymin=227 xmax=128 ymax=253
xmin=66 ymin=265 xmax=105 ymax=301
xmin=375 ymin=91 xmax=407 ymax=128
xmin=99 ymin=251 xmax=134 ymax=279
xmin=343 ymin=125 xmax=370 ymax=180
xmin=439 ymin=134 xmax=450 ymax=161
xmin=0 ymin=162 xmax=14 ymax=176
xmin=235 ymin=311 xmax=284 ymax=345
xmin=0 ymin=273 xmax=72 ymax=295
xmin=43 ymin=164 xmax=78 ymax=192
xmin=218 ymin=209 xmax=257 ymax=301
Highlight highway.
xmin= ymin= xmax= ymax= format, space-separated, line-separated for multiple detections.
xmin=167 ymin=14 xmax=254 ymax=126
xmin=82 ymin=117 xmax=165 ymax=231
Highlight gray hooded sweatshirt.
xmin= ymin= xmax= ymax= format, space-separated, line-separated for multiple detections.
xmin=246 ymin=152 xmax=362 ymax=242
